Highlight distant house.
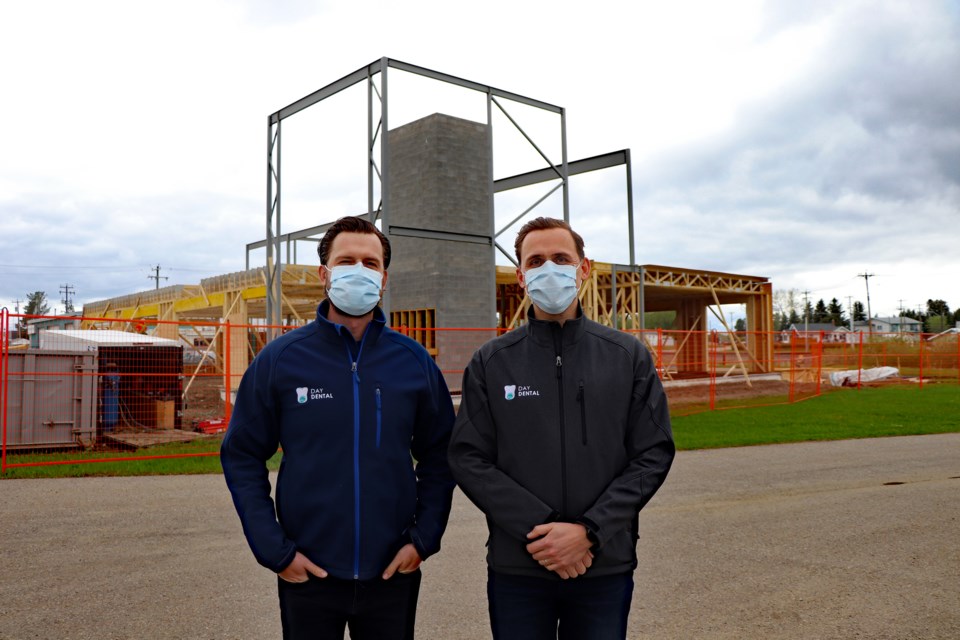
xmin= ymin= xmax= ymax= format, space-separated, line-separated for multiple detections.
xmin=853 ymin=316 xmax=923 ymax=336
xmin=784 ymin=323 xmax=851 ymax=343
xmin=26 ymin=315 xmax=82 ymax=348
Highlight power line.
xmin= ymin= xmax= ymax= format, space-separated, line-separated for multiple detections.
xmin=0 ymin=264 xmax=144 ymax=270
xmin=802 ymin=290 xmax=811 ymax=333
xmin=59 ymin=284 xmax=76 ymax=313
xmin=857 ymin=272 xmax=875 ymax=334
xmin=148 ymin=265 xmax=169 ymax=290
xmin=0 ymin=264 xmax=226 ymax=274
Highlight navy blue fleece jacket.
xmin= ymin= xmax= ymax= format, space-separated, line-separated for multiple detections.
xmin=221 ymin=301 xmax=455 ymax=580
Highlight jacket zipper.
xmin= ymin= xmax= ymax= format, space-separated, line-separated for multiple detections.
xmin=341 ymin=330 xmax=369 ymax=581
xmin=351 ymin=360 xmax=361 ymax=579
xmin=555 ymin=348 xmax=568 ymax=517
xmin=577 ymin=380 xmax=587 ymax=445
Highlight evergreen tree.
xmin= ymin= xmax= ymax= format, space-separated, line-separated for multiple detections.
xmin=923 ymin=300 xmax=950 ymax=332
xmin=24 ymin=291 xmax=50 ymax=317
xmin=926 ymin=299 xmax=950 ymax=317
xmin=827 ymin=298 xmax=845 ymax=326
xmin=813 ymin=299 xmax=829 ymax=323
xmin=853 ymin=301 xmax=866 ymax=321
xmin=19 ymin=291 xmax=50 ymax=336
xmin=774 ymin=311 xmax=787 ymax=331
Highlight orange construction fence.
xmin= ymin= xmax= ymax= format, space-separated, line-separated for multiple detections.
xmin=2 ymin=309 xmax=958 ymax=473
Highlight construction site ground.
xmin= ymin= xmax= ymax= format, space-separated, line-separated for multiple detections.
xmin=178 ymin=372 xmax=807 ymax=425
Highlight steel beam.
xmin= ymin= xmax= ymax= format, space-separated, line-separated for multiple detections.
xmin=494 ymin=150 xmax=630 ymax=193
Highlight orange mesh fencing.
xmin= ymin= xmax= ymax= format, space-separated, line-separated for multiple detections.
xmin=2 ymin=311 xmax=958 ymax=473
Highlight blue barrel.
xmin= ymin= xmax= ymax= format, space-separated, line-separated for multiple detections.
xmin=103 ymin=372 xmax=120 ymax=432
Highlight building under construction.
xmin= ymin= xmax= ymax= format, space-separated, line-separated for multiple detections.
xmin=81 ymin=59 xmax=774 ymax=392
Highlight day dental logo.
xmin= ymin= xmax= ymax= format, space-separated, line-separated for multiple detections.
xmin=504 ymin=384 xmax=539 ymax=400
xmin=296 ymin=387 xmax=334 ymax=403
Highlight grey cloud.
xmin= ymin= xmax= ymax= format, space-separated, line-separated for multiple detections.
xmin=0 ymin=190 xmax=259 ymax=308
xmin=630 ymin=0 xmax=960 ymax=284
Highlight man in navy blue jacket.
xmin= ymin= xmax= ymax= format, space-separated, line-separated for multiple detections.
xmin=221 ymin=216 xmax=456 ymax=640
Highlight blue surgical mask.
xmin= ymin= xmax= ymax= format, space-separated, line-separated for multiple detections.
xmin=523 ymin=260 xmax=580 ymax=315
xmin=324 ymin=263 xmax=383 ymax=316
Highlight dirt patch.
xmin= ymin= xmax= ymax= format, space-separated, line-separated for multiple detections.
xmin=664 ymin=378 xmax=822 ymax=406
xmin=181 ymin=374 xmax=226 ymax=425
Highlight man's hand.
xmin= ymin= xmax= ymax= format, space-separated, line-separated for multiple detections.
xmin=382 ymin=543 xmax=422 ymax=580
xmin=278 ymin=551 xmax=327 ymax=583
xmin=526 ymin=522 xmax=595 ymax=580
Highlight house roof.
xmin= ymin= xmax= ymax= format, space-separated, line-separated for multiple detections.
xmin=874 ymin=316 xmax=922 ymax=325
xmin=40 ymin=329 xmax=181 ymax=347
xmin=788 ymin=323 xmax=839 ymax=332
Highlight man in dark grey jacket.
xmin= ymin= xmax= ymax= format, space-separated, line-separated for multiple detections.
xmin=449 ymin=217 xmax=675 ymax=639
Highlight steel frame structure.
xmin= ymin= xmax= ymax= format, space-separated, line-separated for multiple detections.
xmin=262 ymin=57 xmax=636 ymax=338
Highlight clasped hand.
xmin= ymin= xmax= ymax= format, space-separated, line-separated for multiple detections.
xmin=526 ymin=522 xmax=594 ymax=580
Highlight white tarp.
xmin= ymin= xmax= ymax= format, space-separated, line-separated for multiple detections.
xmin=829 ymin=366 xmax=900 ymax=387
xmin=39 ymin=329 xmax=180 ymax=350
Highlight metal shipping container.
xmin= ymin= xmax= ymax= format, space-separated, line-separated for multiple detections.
xmin=37 ymin=330 xmax=184 ymax=432
xmin=2 ymin=350 xmax=98 ymax=449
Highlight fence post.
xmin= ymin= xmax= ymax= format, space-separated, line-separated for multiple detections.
xmin=816 ymin=331 xmax=824 ymax=397
xmin=224 ymin=320 xmax=232 ymax=423
xmin=918 ymin=333 xmax=924 ymax=390
xmin=707 ymin=330 xmax=717 ymax=411
xmin=1 ymin=308 xmax=8 ymax=473
xmin=857 ymin=331 xmax=864 ymax=390
xmin=657 ymin=328 xmax=663 ymax=378
xmin=788 ymin=332 xmax=796 ymax=403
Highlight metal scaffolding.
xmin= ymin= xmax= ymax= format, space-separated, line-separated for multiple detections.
xmin=260 ymin=57 xmax=636 ymax=339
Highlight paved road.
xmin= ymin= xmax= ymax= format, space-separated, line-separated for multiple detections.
xmin=1 ymin=434 xmax=958 ymax=639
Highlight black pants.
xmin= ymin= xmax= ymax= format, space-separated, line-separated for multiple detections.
xmin=278 ymin=570 xmax=422 ymax=640
xmin=487 ymin=569 xmax=634 ymax=640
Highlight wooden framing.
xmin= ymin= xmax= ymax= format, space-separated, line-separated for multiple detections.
xmin=495 ymin=262 xmax=774 ymax=375
xmin=80 ymin=261 xmax=774 ymax=379
xmin=390 ymin=308 xmax=438 ymax=356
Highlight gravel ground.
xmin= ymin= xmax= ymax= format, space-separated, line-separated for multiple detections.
xmin=1 ymin=433 xmax=958 ymax=639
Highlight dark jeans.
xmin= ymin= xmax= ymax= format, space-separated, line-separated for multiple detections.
xmin=278 ymin=570 xmax=421 ymax=640
xmin=487 ymin=569 xmax=634 ymax=640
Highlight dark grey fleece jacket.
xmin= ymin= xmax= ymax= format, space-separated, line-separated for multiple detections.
xmin=449 ymin=307 xmax=675 ymax=579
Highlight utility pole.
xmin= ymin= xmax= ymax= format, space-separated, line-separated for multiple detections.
xmin=858 ymin=272 xmax=874 ymax=336
xmin=846 ymin=296 xmax=854 ymax=332
xmin=802 ymin=290 xmax=811 ymax=334
xmin=13 ymin=298 xmax=23 ymax=338
xmin=897 ymin=299 xmax=906 ymax=334
xmin=59 ymin=284 xmax=76 ymax=314
xmin=148 ymin=265 xmax=169 ymax=290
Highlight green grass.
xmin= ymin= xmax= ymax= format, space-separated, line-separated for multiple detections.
xmin=0 ymin=439 xmax=282 ymax=479
xmin=2 ymin=385 xmax=958 ymax=478
xmin=672 ymin=384 xmax=960 ymax=450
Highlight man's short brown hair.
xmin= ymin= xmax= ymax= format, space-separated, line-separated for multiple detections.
xmin=514 ymin=217 xmax=585 ymax=264
xmin=317 ymin=216 xmax=391 ymax=269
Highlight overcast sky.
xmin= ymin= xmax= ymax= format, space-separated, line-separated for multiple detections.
xmin=1 ymin=0 xmax=958 ymax=324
